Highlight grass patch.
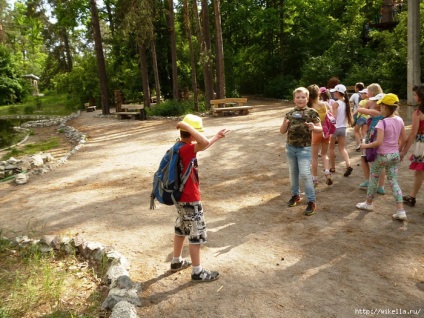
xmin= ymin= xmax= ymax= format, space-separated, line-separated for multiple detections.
xmin=1 ymin=137 xmax=61 ymax=161
xmin=0 ymin=237 xmax=107 ymax=317
xmin=0 ymin=92 xmax=79 ymax=117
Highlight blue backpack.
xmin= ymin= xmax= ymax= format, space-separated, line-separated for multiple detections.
xmin=150 ymin=141 xmax=196 ymax=209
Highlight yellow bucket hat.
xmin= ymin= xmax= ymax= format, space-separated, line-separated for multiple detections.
xmin=182 ymin=114 xmax=204 ymax=132
xmin=377 ymin=93 xmax=399 ymax=106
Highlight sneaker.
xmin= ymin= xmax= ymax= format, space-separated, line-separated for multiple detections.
xmin=304 ymin=202 xmax=316 ymax=216
xmin=359 ymin=180 xmax=369 ymax=189
xmin=392 ymin=210 xmax=407 ymax=221
xmin=356 ymin=201 xmax=374 ymax=211
xmin=170 ymin=259 xmax=192 ymax=272
xmin=403 ymin=195 xmax=416 ymax=207
xmin=325 ymin=174 xmax=333 ymax=186
xmin=377 ymin=187 xmax=385 ymax=195
xmin=356 ymin=145 xmax=361 ymax=152
xmin=191 ymin=268 xmax=220 ymax=282
xmin=344 ymin=166 xmax=353 ymax=177
xmin=288 ymin=195 xmax=301 ymax=207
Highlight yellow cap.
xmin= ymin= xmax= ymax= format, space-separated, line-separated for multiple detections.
xmin=182 ymin=114 xmax=204 ymax=132
xmin=377 ymin=93 xmax=399 ymax=106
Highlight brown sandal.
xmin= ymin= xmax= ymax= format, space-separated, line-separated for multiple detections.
xmin=329 ymin=168 xmax=336 ymax=173
xmin=403 ymin=196 xmax=416 ymax=207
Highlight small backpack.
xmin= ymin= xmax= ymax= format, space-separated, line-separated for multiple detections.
xmin=322 ymin=112 xmax=336 ymax=138
xmin=150 ymin=141 xmax=196 ymax=209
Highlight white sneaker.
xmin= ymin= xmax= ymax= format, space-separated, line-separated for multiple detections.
xmin=392 ymin=210 xmax=407 ymax=221
xmin=356 ymin=201 xmax=374 ymax=211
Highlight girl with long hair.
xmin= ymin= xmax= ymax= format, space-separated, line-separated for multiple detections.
xmin=400 ymin=85 xmax=424 ymax=207
xmin=307 ymin=84 xmax=333 ymax=186
xmin=328 ymin=84 xmax=354 ymax=177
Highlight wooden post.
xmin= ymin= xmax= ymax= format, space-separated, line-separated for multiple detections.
xmin=407 ymin=0 xmax=421 ymax=119
xmin=114 ymin=90 xmax=124 ymax=112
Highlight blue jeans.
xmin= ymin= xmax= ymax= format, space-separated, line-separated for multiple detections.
xmin=285 ymin=144 xmax=316 ymax=203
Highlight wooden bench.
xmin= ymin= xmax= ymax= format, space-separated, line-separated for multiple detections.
xmin=84 ymin=103 xmax=96 ymax=112
xmin=210 ymin=98 xmax=253 ymax=117
xmin=115 ymin=104 xmax=147 ymax=120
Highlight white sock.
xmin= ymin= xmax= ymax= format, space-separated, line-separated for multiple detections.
xmin=172 ymin=256 xmax=182 ymax=264
xmin=192 ymin=265 xmax=202 ymax=274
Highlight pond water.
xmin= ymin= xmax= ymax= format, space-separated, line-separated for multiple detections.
xmin=0 ymin=119 xmax=31 ymax=149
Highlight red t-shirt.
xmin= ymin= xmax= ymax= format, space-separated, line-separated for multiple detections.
xmin=178 ymin=142 xmax=201 ymax=202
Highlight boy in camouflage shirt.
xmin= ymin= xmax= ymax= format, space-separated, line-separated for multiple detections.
xmin=280 ymin=87 xmax=322 ymax=215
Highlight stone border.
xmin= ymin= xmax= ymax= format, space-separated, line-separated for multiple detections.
xmin=3 ymin=235 xmax=142 ymax=317
xmin=1 ymin=112 xmax=88 ymax=183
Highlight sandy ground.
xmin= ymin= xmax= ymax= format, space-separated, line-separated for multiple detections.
xmin=0 ymin=99 xmax=423 ymax=317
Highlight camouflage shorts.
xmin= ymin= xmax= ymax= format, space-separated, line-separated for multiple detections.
xmin=175 ymin=202 xmax=207 ymax=244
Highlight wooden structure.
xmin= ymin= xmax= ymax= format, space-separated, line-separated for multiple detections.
xmin=115 ymin=104 xmax=147 ymax=120
xmin=210 ymin=98 xmax=253 ymax=117
xmin=84 ymin=103 xmax=96 ymax=112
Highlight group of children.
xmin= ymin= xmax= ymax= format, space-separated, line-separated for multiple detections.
xmin=280 ymin=83 xmax=424 ymax=220
xmin=162 ymin=86 xmax=423 ymax=283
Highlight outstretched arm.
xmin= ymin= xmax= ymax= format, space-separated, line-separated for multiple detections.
xmin=205 ymin=129 xmax=230 ymax=150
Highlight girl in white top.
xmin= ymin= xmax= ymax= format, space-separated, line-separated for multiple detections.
xmin=356 ymin=94 xmax=407 ymax=220
xmin=328 ymin=84 xmax=354 ymax=177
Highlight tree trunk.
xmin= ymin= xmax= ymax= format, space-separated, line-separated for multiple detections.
xmin=168 ymin=0 xmax=179 ymax=100
xmin=213 ymin=0 xmax=225 ymax=99
xmin=104 ymin=0 xmax=115 ymax=38
xmin=279 ymin=0 xmax=285 ymax=74
xmin=381 ymin=0 xmax=394 ymax=23
xmin=196 ymin=0 xmax=214 ymax=107
xmin=139 ymin=43 xmax=151 ymax=108
xmin=407 ymin=0 xmax=421 ymax=118
xmin=184 ymin=0 xmax=198 ymax=111
xmin=89 ymin=0 xmax=110 ymax=114
xmin=150 ymin=38 xmax=162 ymax=105
xmin=61 ymin=28 xmax=73 ymax=71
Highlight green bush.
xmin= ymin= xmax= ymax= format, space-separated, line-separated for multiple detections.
xmin=147 ymin=100 xmax=205 ymax=117
xmin=24 ymin=105 xmax=35 ymax=114
xmin=35 ymin=97 xmax=42 ymax=110
xmin=264 ymin=75 xmax=297 ymax=100
xmin=7 ymin=106 xmax=18 ymax=115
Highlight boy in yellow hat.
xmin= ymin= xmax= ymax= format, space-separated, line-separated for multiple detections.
xmin=171 ymin=114 xmax=229 ymax=282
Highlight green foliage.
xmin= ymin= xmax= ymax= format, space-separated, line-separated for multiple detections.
xmin=1 ymin=137 xmax=61 ymax=160
xmin=7 ymin=105 xmax=19 ymax=114
xmin=0 ymin=236 xmax=105 ymax=317
xmin=0 ymin=119 xmax=26 ymax=148
xmin=52 ymin=55 xmax=100 ymax=106
xmin=35 ymin=96 xmax=42 ymax=110
xmin=147 ymin=99 xmax=204 ymax=117
xmin=0 ymin=0 xmax=419 ymax=105
xmin=263 ymin=74 xmax=297 ymax=99
xmin=23 ymin=105 xmax=35 ymax=114
xmin=0 ymin=45 xmax=28 ymax=104
xmin=0 ymin=93 xmax=78 ymax=116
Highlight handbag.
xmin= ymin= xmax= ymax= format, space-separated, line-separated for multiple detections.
xmin=365 ymin=119 xmax=386 ymax=162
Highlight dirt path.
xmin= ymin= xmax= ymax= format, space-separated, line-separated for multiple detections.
xmin=0 ymin=100 xmax=423 ymax=317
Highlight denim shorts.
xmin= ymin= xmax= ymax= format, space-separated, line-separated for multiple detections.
xmin=355 ymin=116 xmax=367 ymax=126
xmin=175 ymin=202 xmax=207 ymax=244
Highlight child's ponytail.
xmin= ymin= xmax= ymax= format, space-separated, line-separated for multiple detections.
xmin=343 ymin=92 xmax=354 ymax=126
